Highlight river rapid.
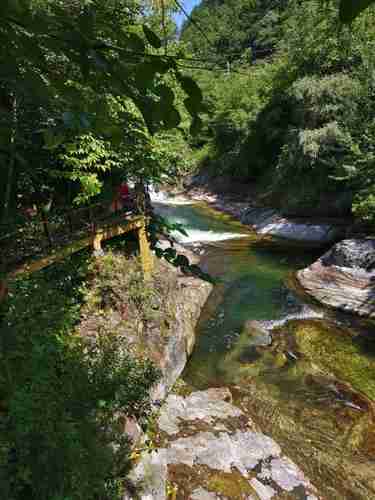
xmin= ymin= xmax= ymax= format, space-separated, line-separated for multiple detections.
xmin=153 ymin=191 xmax=375 ymax=500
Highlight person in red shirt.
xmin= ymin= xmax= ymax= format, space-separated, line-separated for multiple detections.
xmin=110 ymin=181 xmax=132 ymax=214
xmin=118 ymin=182 xmax=129 ymax=203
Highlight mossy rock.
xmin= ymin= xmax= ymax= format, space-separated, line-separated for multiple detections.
xmin=207 ymin=471 xmax=254 ymax=498
xmin=291 ymin=320 xmax=375 ymax=401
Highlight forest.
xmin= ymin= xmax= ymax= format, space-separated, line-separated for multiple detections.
xmin=0 ymin=1 xmax=374 ymax=499
xmin=181 ymin=0 xmax=375 ymax=221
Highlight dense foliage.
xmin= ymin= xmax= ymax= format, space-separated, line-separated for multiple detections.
xmin=0 ymin=0 xmax=203 ymax=224
xmin=181 ymin=0 xmax=375 ymax=222
xmin=0 ymin=253 xmax=159 ymax=499
xmin=0 ymin=1 xmax=202 ymax=498
xmin=1 ymin=0 xmax=375 ymax=498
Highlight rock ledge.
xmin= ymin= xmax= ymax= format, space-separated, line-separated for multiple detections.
xmin=297 ymin=239 xmax=375 ymax=318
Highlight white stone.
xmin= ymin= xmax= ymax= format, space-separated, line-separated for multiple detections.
xmin=249 ymin=478 xmax=276 ymax=500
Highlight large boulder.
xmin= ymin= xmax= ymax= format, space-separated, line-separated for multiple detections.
xmin=241 ymin=207 xmax=344 ymax=245
xmin=150 ymin=271 xmax=212 ymax=401
xmin=297 ymin=239 xmax=375 ymax=318
xmin=78 ymin=250 xmax=212 ymax=403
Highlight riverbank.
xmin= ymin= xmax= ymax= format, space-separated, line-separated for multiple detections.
xmin=183 ymin=182 xmax=349 ymax=246
xmin=175 ymin=178 xmax=374 ymax=319
xmin=143 ymin=191 xmax=375 ymax=499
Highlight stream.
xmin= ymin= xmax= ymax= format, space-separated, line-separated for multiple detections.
xmin=153 ymin=192 xmax=375 ymax=499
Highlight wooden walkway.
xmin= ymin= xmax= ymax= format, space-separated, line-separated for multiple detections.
xmin=0 ymin=205 xmax=154 ymax=301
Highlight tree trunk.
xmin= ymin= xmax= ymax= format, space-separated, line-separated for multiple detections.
xmin=1 ymin=95 xmax=17 ymax=225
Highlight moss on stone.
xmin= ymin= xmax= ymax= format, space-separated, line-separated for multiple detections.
xmin=292 ymin=320 xmax=375 ymax=401
xmin=207 ymin=471 xmax=255 ymax=498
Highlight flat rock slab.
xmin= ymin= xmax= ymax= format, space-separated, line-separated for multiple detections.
xmin=127 ymin=389 xmax=320 ymax=499
xmin=297 ymin=239 xmax=375 ymax=318
xmin=158 ymin=388 xmax=241 ymax=435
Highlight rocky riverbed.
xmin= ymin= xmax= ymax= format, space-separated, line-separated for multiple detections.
xmin=125 ymin=388 xmax=320 ymax=500
xmin=184 ymin=187 xmax=346 ymax=246
xmin=122 ymin=191 xmax=375 ymax=499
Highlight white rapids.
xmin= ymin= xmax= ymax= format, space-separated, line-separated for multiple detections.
xmin=149 ymin=187 xmax=196 ymax=206
xmin=151 ymin=187 xmax=249 ymax=244
xmin=174 ymin=229 xmax=248 ymax=244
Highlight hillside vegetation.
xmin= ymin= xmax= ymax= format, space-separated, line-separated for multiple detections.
xmin=181 ymin=0 xmax=375 ymax=221
xmin=0 ymin=1 xmax=374 ymax=499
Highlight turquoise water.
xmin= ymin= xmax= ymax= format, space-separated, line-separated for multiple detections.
xmin=155 ymin=198 xmax=375 ymax=498
xmin=155 ymin=201 xmax=315 ymax=384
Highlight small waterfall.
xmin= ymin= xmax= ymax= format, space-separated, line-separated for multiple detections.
xmin=173 ymin=229 xmax=248 ymax=244
xmin=149 ymin=186 xmax=196 ymax=206
xmin=151 ymin=187 xmax=249 ymax=244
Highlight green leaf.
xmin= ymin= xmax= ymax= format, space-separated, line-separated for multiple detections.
xmin=184 ymin=97 xmax=200 ymax=117
xmin=163 ymin=247 xmax=177 ymax=260
xmin=43 ymin=130 xmax=65 ymax=150
xmin=163 ymin=106 xmax=181 ymax=129
xmin=157 ymin=84 xmax=175 ymax=105
xmin=339 ymin=0 xmax=374 ymax=23
xmin=137 ymin=97 xmax=161 ymax=135
xmin=155 ymin=248 xmax=164 ymax=258
xmin=135 ymin=62 xmax=157 ymax=90
xmin=177 ymin=74 xmax=203 ymax=103
xmin=190 ymin=116 xmax=203 ymax=136
xmin=126 ymin=32 xmax=146 ymax=53
xmin=143 ymin=25 xmax=162 ymax=49
xmin=175 ymin=254 xmax=190 ymax=268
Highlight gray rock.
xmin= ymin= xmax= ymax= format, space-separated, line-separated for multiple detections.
xmin=167 ymin=431 xmax=281 ymax=475
xmin=260 ymin=457 xmax=314 ymax=492
xmin=320 ymin=238 xmax=375 ymax=271
xmin=159 ymin=390 xmax=320 ymax=499
xmin=190 ymin=487 xmax=220 ymax=500
xmin=128 ymin=389 xmax=320 ymax=499
xmin=249 ymin=478 xmax=276 ymax=500
xmin=151 ymin=270 xmax=212 ymax=401
xmin=123 ymin=416 xmax=143 ymax=446
xmin=241 ymin=207 xmax=343 ymax=244
xmin=158 ymin=389 xmax=241 ymax=435
xmin=297 ymin=239 xmax=375 ymax=318
xmin=243 ymin=320 xmax=273 ymax=346
xmin=126 ymin=449 xmax=168 ymax=500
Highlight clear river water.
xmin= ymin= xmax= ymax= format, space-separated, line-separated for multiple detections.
xmin=154 ymin=193 xmax=375 ymax=499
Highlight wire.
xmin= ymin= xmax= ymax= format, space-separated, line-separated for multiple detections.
xmin=172 ymin=0 xmax=218 ymax=54
xmin=173 ymin=0 xmax=275 ymax=62
xmin=96 ymin=41 xmax=251 ymax=73
xmin=122 ymin=48 xmax=251 ymax=75
xmin=176 ymin=62 xmax=250 ymax=76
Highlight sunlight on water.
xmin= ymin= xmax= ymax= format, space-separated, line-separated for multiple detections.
xmin=149 ymin=186 xmax=197 ymax=205
xmin=154 ymin=192 xmax=375 ymax=498
xmin=173 ymin=229 xmax=249 ymax=244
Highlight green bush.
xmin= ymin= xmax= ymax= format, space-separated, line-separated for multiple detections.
xmin=0 ymin=254 xmax=159 ymax=500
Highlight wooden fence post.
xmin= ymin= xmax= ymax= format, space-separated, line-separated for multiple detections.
xmin=41 ymin=214 xmax=52 ymax=248
xmin=138 ymin=220 xmax=153 ymax=280
xmin=0 ymin=280 xmax=8 ymax=303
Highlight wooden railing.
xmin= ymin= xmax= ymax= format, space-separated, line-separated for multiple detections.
xmin=0 ymin=204 xmax=154 ymax=300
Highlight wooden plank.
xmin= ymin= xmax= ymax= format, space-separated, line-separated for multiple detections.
xmin=138 ymin=219 xmax=154 ymax=280
xmin=4 ymin=216 xmax=149 ymax=283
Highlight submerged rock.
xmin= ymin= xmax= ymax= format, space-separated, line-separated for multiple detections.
xmin=240 ymin=207 xmax=343 ymax=244
xmin=297 ymin=239 xmax=375 ymax=318
xmin=128 ymin=389 xmax=320 ymax=499
xmin=225 ymin=318 xmax=375 ymax=499
xmin=243 ymin=320 xmax=273 ymax=347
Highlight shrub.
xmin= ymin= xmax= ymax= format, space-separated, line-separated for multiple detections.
xmin=0 ymin=254 xmax=159 ymax=500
